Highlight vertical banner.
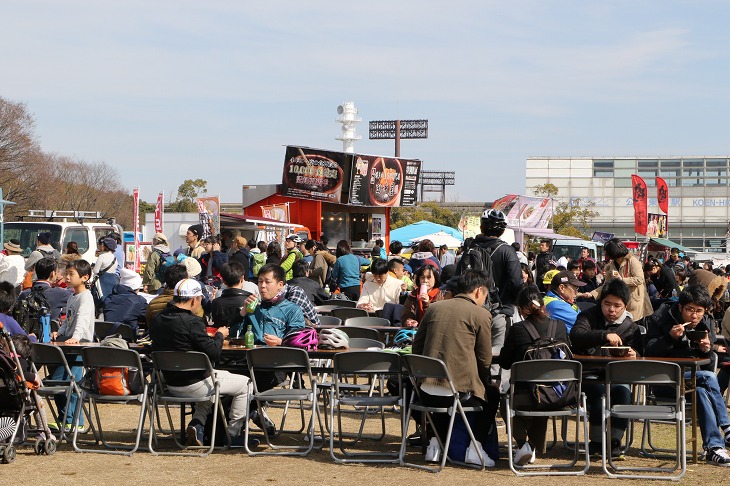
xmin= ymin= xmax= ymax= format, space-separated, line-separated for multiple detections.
xmin=196 ymin=196 xmax=220 ymax=239
xmin=154 ymin=192 xmax=164 ymax=234
xmin=656 ymin=177 xmax=669 ymax=215
xmin=261 ymin=203 xmax=290 ymax=222
xmin=132 ymin=188 xmax=140 ymax=272
xmin=631 ymin=175 xmax=648 ymax=236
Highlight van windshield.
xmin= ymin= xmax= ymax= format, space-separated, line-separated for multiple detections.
xmin=552 ymin=243 xmax=596 ymax=262
xmin=4 ymin=223 xmax=63 ymax=257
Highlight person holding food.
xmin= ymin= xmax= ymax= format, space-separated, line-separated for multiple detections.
xmin=402 ymin=264 xmax=444 ymax=327
xmin=645 ymin=284 xmax=730 ymax=467
xmin=570 ymin=278 xmax=641 ymax=459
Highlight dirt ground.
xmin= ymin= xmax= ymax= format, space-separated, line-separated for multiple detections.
xmin=2 ymin=400 xmax=726 ymax=485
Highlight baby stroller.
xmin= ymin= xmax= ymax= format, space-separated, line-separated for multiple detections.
xmin=0 ymin=323 xmax=56 ymax=463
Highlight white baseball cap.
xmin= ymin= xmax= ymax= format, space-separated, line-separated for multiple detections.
xmin=174 ymin=278 xmax=203 ymax=297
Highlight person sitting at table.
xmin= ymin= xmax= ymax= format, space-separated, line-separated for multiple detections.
xmin=402 ymin=264 xmax=443 ymax=328
xmin=146 ymin=263 xmax=195 ymax=326
xmin=150 ymin=278 xmax=255 ymax=449
xmin=210 ymin=261 xmax=259 ymax=328
xmin=501 ymin=284 xmax=570 ymax=465
xmin=570 ymin=278 xmax=641 ymax=459
xmin=544 ymin=271 xmax=585 ymax=332
xmin=356 ymin=259 xmax=402 ymax=313
xmin=287 ymin=260 xmax=329 ymax=306
xmin=645 ymin=284 xmax=730 ymax=466
xmin=17 ymin=257 xmax=73 ymax=322
xmin=102 ymin=268 xmax=148 ymax=334
xmin=412 ymin=270 xmax=498 ymax=467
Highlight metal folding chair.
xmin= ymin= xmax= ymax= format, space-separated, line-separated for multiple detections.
xmin=324 ymin=299 xmax=357 ymax=308
xmin=244 ymin=347 xmax=321 ymax=456
xmin=340 ymin=326 xmax=380 ymax=341
xmin=400 ymin=354 xmax=488 ymax=473
xmin=603 ymin=360 xmax=685 ymax=480
xmin=317 ymin=315 xmax=343 ymax=327
xmin=72 ymin=347 xmax=148 ymax=455
xmin=331 ymin=308 xmax=369 ymax=322
xmin=94 ymin=321 xmax=136 ymax=342
xmin=506 ymin=359 xmax=589 ymax=476
xmin=329 ymin=351 xmax=402 ymax=463
xmin=345 ymin=316 xmax=390 ymax=327
xmin=147 ymin=351 xmax=230 ymax=456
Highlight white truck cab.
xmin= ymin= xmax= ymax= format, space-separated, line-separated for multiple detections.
xmin=4 ymin=210 xmax=123 ymax=263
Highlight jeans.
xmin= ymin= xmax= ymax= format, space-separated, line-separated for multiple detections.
xmin=688 ymin=370 xmax=730 ymax=450
xmin=52 ymin=356 xmax=84 ymax=426
xmin=584 ymin=382 xmax=630 ymax=441
xmin=167 ymin=370 xmax=250 ymax=438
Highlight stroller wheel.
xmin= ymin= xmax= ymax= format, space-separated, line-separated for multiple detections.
xmin=33 ymin=438 xmax=43 ymax=455
xmin=43 ymin=439 xmax=56 ymax=455
xmin=1 ymin=445 xmax=16 ymax=464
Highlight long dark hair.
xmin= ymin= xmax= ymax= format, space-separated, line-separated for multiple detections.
xmin=336 ymin=240 xmax=351 ymax=258
xmin=266 ymin=241 xmax=282 ymax=261
xmin=516 ymin=285 xmax=547 ymax=319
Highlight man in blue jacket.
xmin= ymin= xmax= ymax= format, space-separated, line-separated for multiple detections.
xmin=544 ymin=270 xmax=585 ymax=332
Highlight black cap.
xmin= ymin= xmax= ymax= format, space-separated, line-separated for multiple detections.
xmin=551 ymin=270 xmax=586 ymax=288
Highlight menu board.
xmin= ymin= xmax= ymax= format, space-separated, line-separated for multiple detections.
xmin=349 ymin=154 xmax=421 ymax=207
xmin=281 ymin=146 xmax=352 ymax=203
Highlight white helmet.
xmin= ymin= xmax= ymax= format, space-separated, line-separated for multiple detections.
xmin=318 ymin=328 xmax=349 ymax=349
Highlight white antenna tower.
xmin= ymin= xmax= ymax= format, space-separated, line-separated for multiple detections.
xmin=335 ymin=101 xmax=362 ymax=153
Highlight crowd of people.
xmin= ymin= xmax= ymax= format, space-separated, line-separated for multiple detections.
xmin=3 ymin=214 xmax=730 ymax=468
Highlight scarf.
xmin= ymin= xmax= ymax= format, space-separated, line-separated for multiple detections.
xmin=261 ymin=285 xmax=287 ymax=308
xmin=413 ymin=287 xmax=440 ymax=320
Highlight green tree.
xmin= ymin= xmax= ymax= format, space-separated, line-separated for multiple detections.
xmin=532 ymin=183 xmax=599 ymax=239
xmin=168 ymin=179 xmax=207 ymax=212
xmin=390 ymin=201 xmax=461 ymax=230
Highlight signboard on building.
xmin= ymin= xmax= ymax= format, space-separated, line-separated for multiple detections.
xmin=647 ymin=213 xmax=667 ymax=238
xmin=349 ymin=154 xmax=421 ymax=207
xmin=261 ymin=203 xmax=290 ymax=223
xmin=282 ymin=146 xmax=352 ymax=203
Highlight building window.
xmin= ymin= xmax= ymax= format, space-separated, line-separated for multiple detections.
xmin=660 ymin=160 xmax=681 ymax=167
xmin=638 ymin=160 xmax=659 ymax=168
xmin=594 ymin=169 xmax=614 ymax=177
xmin=593 ymin=160 xmax=614 ymax=168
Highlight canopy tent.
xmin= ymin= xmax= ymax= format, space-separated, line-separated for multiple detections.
xmin=648 ymin=237 xmax=697 ymax=254
xmin=390 ymin=220 xmax=463 ymax=246
xmin=412 ymin=231 xmax=463 ymax=248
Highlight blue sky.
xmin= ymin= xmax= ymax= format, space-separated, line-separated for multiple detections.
xmin=4 ymin=1 xmax=730 ymax=204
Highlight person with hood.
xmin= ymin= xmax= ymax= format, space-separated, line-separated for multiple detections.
xmin=185 ymin=224 xmax=205 ymax=259
xmin=408 ymin=239 xmax=441 ymax=275
xmin=102 ymin=268 xmax=148 ymax=334
xmin=279 ymin=234 xmax=304 ymax=281
xmin=143 ymin=233 xmax=171 ymax=293
xmin=228 ymin=236 xmax=251 ymax=278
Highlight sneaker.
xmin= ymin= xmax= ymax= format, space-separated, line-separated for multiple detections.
xmin=229 ymin=435 xmax=260 ymax=449
xmin=249 ymin=409 xmax=276 ymax=436
xmin=49 ymin=422 xmax=87 ymax=434
xmin=706 ymin=447 xmax=730 ymax=467
xmin=425 ymin=437 xmax=441 ymax=462
xmin=407 ymin=430 xmax=423 ymax=448
xmin=610 ymin=440 xmax=625 ymax=461
xmin=514 ymin=442 xmax=536 ymax=465
xmin=588 ymin=441 xmax=601 ymax=457
xmin=465 ymin=439 xmax=496 ymax=467
xmin=186 ymin=423 xmax=204 ymax=447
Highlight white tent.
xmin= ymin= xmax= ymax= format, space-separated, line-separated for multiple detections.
xmin=414 ymin=231 xmax=463 ymax=248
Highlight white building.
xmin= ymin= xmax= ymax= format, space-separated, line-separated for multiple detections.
xmin=525 ymin=156 xmax=730 ymax=253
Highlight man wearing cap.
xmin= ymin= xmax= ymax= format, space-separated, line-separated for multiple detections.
xmin=0 ymin=239 xmax=26 ymax=287
xmin=280 ymin=234 xmax=303 ymax=281
xmin=541 ymin=269 xmax=560 ymax=294
xmin=151 ymin=278 xmax=255 ymax=449
xmin=143 ymin=233 xmax=171 ymax=293
xmin=102 ymin=268 xmax=148 ymax=334
xmin=185 ymin=224 xmax=205 ymax=259
xmin=25 ymin=232 xmax=60 ymax=273
xmin=544 ymin=270 xmax=585 ymax=332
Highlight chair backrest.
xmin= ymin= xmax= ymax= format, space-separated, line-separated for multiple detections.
xmin=331 ymin=308 xmax=369 ymax=321
xmin=510 ymin=359 xmax=582 ymax=385
xmin=151 ymin=351 xmax=214 ymax=374
xmin=605 ymin=360 xmax=682 ymax=387
xmin=340 ymin=326 xmax=380 ymax=341
xmin=344 ymin=316 xmax=390 ymax=327
xmin=95 ymin=321 xmax=136 ymax=342
xmin=348 ymin=338 xmax=385 ymax=349
xmin=324 ymin=299 xmax=356 ymax=308
xmin=317 ymin=315 xmax=343 ymax=327
xmin=402 ymin=354 xmax=457 ymax=395
xmin=31 ymin=342 xmax=70 ymax=368
xmin=246 ymin=347 xmax=311 ymax=372
xmin=81 ymin=346 xmax=147 ymax=394
xmin=333 ymin=350 xmax=400 ymax=375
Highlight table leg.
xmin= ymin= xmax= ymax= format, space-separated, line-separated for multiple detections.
xmin=690 ymin=367 xmax=698 ymax=464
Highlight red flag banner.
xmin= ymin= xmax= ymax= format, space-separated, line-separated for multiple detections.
xmin=133 ymin=188 xmax=140 ymax=272
xmin=154 ymin=192 xmax=164 ymax=234
xmin=656 ymin=177 xmax=668 ymax=214
xmin=631 ymin=175 xmax=648 ymax=235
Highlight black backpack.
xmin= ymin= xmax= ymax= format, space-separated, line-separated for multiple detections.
xmin=521 ymin=319 xmax=578 ymax=411
xmin=37 ymin=248 xmax=60 ymax=262
xmin=456 ymin=240 xmax=506 ymax=313
xmin=12 ymin=289 xmax=52 ymax=341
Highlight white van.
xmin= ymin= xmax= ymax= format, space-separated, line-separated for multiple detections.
xmin=4 ymin=210 xmax=123 ymax=263
xmin=551 ymin=238 xmax=603 ymax=262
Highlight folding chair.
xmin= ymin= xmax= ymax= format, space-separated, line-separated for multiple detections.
xmin=95 ymin=321 xmax=136 ymax=342
xmin=400 ymin=354 xmax=489 ymax=473
xmin=244 ymin=347 xmax=321 ymax=456
xmin=147 ymin=351 xmax=230 ymax=456
xmin=603 ymin=360 xmax=685 ymax=480
xmin=72 ymin=347 xmax=148 ymax=455
xmin=340 ymin=326 xmax=381 ymax=341
xmin=329 ymin=351 xmax=402 ymax=463
xmin=30 ymin=343 xmax=88 ymax=444
xmin=347 ymin=338 xmax=385 ymax=350
xmin=324 ymin=299 xmax=357 ymax=308
xmin=506 ymin=359 xmax=589 ymax=476
xmin=317 ymin=316 xmax=342 ymax=327
xmin=345 ymin=316 xmax=390 ymax=328
xmin=332 ymin=307 xmax=369 ymax=322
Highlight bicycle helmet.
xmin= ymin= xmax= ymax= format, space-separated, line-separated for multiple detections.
xmin=281 ymin=328 xmax=319 ymax=351
xmin=481 ymin=209 xmax=507 ymax=230
xmin=393 ymin=329 xmax=417 ymax=347
xmin=318 ymin=328 xmax=349 ymax=350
